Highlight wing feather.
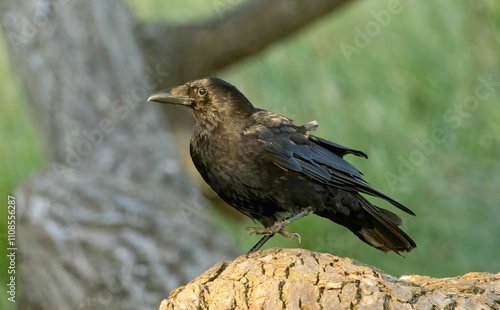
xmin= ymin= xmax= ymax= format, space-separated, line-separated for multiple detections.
xmin=310 ymin=135 xmax=368 ymax=158
xmin=252 ymin=117 xmax=414 ymax=216
xmin=261 ymin=140 xmax=301 ymax=171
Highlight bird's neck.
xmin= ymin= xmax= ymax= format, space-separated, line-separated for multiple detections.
xmin=190 ymin=115 xmax=241 ymax=181
xmin=192 ymin=115 xmax=244 ymax=142
xmin=190 ymin=110 xmax=252 ymax=165
xmin=192 ymin=106 xmax=253 ymax=137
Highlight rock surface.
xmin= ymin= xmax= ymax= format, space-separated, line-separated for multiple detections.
xmin=161 ymin=248 xmax=500 ymax=310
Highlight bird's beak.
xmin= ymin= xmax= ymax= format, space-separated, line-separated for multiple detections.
xmin=147 ymin=87 xmax=193 ymax=106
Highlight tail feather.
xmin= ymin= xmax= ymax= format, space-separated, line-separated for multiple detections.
xmin=353 ymin=194 xmax=416 ymax=254
xmin=318 ymin=192 xmax=416 ymax=254
xmin=355 ymin=226 xmax=399 ymax=253
xmin=353 ymin=216 xmax=415 ymax=254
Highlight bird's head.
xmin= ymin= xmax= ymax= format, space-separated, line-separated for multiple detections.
xmin=148 ymin=77 xmax=255 ymax=123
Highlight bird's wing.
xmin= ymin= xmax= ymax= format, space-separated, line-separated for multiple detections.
xmin=309 ymin=135 xmax=368 ymax=159
xmin=244 ymin=112 xmax=414 ymax=215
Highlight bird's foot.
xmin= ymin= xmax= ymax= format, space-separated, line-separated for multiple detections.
xmin=246 ymin=217 xmax=292 ymax=236
xmin=247 ymin=207 xmax=313 ymax=239
xmin=246 ymin=227 xmax=301 ymax=243
xmin=278 ymin=229 xmax=302 ymax=243
xmin=246 ymin=226 xmax=301 ymax=243
xmin=246 ymin=226 xmax=275 ymax=236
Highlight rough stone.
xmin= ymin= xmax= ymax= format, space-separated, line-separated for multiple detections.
xmin=160 ymin=248 xmax=500 ymax=309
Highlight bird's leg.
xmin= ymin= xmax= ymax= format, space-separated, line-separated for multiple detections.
xmin=247 ymin=235 xmax=273 ymax=254
xmin=274 ymin=206 xmax=314 ymax=230
xmin=246 ymin=229 xmax=301 ymax=254
xmin=246 ymin=207 xmax=313 ymax=240
xmin=247 ymin=207 xmax=313 ymax=253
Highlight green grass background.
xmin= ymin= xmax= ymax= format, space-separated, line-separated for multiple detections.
xmin=1 ymin=1 xmax=499 ymax=306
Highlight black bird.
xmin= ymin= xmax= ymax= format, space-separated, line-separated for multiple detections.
xmin=148 ymin=77 xmax=416 ymax=254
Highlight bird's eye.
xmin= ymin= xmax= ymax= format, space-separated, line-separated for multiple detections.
xmin=198 ymin=88 xmax=207 ymax=96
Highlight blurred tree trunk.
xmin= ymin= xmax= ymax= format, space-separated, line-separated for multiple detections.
xmin=0 ymin=0 xmax=354 ymax=309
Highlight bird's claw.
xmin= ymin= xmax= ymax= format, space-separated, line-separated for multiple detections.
xmin=246 ymin=220 xmax=284 ymax=235
xmin=246 ymin=226 xmax=301 ymax=243
xmin=278 ymin=229 xmax=302 ymax=243
xmin=246 ymin=227 xmax=275 ymax=236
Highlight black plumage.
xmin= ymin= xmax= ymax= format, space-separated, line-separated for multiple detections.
xmin=148 ymin=77 xmax=416 ymax=254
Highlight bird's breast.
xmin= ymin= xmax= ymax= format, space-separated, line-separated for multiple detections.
xmin=189 ymin=124 xmax=273 ymax=204
xmin=190 ymin=123 xmax=244 ymax=184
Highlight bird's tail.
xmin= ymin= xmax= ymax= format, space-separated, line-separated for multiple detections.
xmin=319 ymin=194 xmax=416 ymax=254
xmin=352 ymin=211 xmax=415 ymax=254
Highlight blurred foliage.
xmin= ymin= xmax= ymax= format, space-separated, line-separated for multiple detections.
xmin=0 ymin=4 xmax=499 ymax=306
xmin=0 ymin=25 xmax=46 ymax=309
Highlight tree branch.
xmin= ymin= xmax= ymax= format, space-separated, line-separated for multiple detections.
xmin=136 ymin=0 xmax=356 ymax=83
